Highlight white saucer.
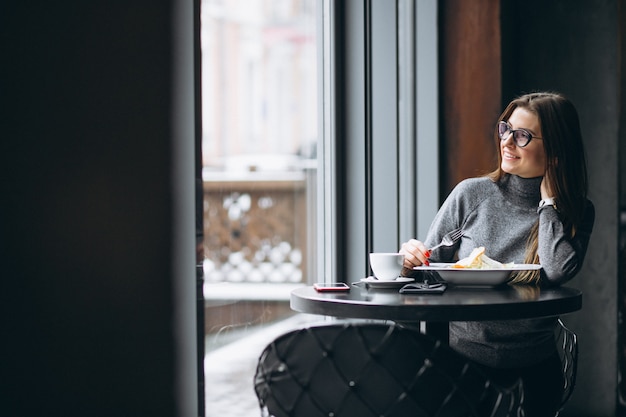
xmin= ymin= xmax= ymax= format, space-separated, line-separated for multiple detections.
xmin=360 ymin=277 xmax=414 ymax=288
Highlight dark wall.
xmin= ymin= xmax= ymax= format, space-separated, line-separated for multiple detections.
xmin=502 ymin=1 xmax=621 ymax=415
xmin=439 ymin=0 xmax=502 ymax=197
xmin=1 ymin=2 xmax=190 ymax=416
xmin=620 ymin=0 xmax=626 ymax=412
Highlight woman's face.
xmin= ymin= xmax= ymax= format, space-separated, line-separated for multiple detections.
xmin=500 ymin=107 xmax=546 ymax=178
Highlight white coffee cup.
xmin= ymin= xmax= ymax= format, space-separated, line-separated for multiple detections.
xmin=369 ymin=253 xmax=404 ymax=281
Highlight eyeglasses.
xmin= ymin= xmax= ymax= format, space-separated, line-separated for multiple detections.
xmin=497 ymin=121 xmax=542 ymax=147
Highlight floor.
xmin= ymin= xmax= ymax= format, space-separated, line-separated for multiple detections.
xmin=204 ymin=313 xmax=324 ymax=417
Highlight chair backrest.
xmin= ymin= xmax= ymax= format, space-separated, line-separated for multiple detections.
xmin=555 ymin=318 xmax=578 ymax=413
xmin=254 ymin=322 xmax=524 ymax=417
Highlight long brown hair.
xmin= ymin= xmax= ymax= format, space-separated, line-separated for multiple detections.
xmin=487 ymin=92 xmax=589 ymax=284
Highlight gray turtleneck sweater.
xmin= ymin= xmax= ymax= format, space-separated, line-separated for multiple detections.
xmin=424 ymin=174 xmax=594 ymax=368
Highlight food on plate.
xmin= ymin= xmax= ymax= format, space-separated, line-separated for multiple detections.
xmin=452 ymin=246 xmax=513 ymax=269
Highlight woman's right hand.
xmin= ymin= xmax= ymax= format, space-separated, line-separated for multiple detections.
xmin=399 ymin=239 xmax=431 ymax=269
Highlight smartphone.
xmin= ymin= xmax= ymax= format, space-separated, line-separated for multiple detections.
xmin=313 ymin=282 xmax=351 ymax=292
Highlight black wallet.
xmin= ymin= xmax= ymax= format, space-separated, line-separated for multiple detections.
xmin=399 ymin=282 xmax=447 ymax=294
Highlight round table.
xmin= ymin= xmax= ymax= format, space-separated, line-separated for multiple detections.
xmin=291 ymin=284 xmax=582 ymax=341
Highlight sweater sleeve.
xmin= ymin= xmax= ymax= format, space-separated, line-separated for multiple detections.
xmin=424 ymin=179 xmax=482 ymax=262
xmin=537 ymin=200 xmax=595 ymax=285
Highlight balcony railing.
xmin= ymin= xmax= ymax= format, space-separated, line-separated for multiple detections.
xmin=202 ymin=163 xmax=316 ymax=304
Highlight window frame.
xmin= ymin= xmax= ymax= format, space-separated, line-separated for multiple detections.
xmin=320 ymin=0 xmax=439 ymax=283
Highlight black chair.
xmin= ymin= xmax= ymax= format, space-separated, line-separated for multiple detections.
xmin=555 ymin=319 xmax=578 ymax=416
xmin=254 ymin=322 xmax=524 ymax=417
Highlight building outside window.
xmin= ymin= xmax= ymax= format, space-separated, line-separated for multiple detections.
xmin=200 ymin=1 xmax=319 ymax=415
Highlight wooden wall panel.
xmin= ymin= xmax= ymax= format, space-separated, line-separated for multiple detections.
xmin=439 ymin=0 xmax=502 ymax=199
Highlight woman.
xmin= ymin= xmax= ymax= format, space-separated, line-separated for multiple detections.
xmin=400 ymin=92 xmax=595 ymax=416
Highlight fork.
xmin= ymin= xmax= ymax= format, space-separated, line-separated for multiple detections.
xmin=429 ymin=228 xmax=464 ymax=251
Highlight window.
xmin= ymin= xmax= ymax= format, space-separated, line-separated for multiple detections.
xmin=199 ymin=1 xmax=438 ymax=415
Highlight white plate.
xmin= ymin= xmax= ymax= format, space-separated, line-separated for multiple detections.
xmin=412 ymin=263 xmax=542 ymax=286
xmin=360 ymin=277 xmax=415 ymax=288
